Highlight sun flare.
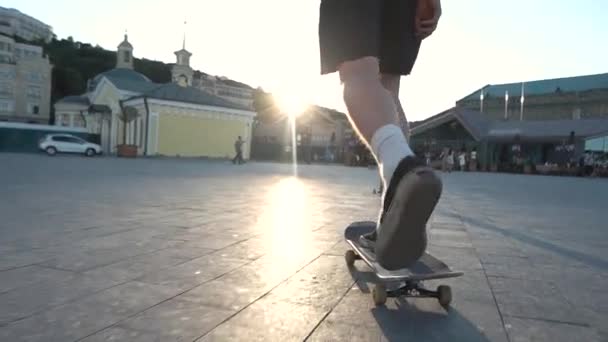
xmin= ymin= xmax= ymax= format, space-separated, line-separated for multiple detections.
xmin=273 ymin=88 xmax=311 ymax=118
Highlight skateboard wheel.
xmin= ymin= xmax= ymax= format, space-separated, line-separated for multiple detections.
xmin=437 ymin=285 xmax=452 ymax=307
xmin=372 ymin=284 xmax=387 ymax=306
xmin=345 ymin=250 xmax=358 ymax=267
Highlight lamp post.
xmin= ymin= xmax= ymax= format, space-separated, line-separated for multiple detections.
xmin=520 ymin=82 xmax=525 ymax=121
xmin=480 ymin=90 xmax=484 ymax=113
xmin=504 ymin=91 xmax=509 ymax=120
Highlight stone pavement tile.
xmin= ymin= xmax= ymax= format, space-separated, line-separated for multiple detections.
xmin=0 ymin=296 xmax=123 ymax=342
xmin=430 ymin=228 xmax=470 ymax=239
xmin=0 ymin=274 xmax=121 ymax=325
xmin=83 ymin=250 xmax=192 ymax=284
xmin=503 ymin=316 xmax=602 ymax=342
xmin=0 ymin=250 xmax=56 ymax=271
xmin=171 ymin=234 xmax=247 ymax=251
xmin=151 ymin=245 xmax=216 ymax=261
xmin=80 ymin=326 xmax=163 ymax=342
xmin=197 ymin=298 xmax=329 ymax=342
xmin=39 ymin=245 xmax=157 ymax=272
xmin=306 ymin=320 xmax=383 ymax=342
xmin=479 ymin=255 xmax=542 ymax=279
xmin=265 ymin=255 xmax=354 ymax=310
xmin=323 ymin=240 xmax=350 ymax=257
xmin=0 ymin=280 xmax=174 ymax=341
xmin=0 ymin=265 xmax=76 ymax=294
xmin=136 ymin=254 xmax=251 ymax=292
xmin=117 ymin=298 xmax=233 ymax=341
xmin=427 ymin=245 xmax=483 ymax=272
xmin=208 ymin=237 xmax=267 ymax=261
xmin=488 ymin=276 xmax=588 ymax=324
xmin=177 ymin=277 xmax=268 ymax=312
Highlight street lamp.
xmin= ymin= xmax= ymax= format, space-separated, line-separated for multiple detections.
xmin=480 ymin=90 xmax=484 ymax=113
xmin=504 ymin=91 xmax=509 ymax=120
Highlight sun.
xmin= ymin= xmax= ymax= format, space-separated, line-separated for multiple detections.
xmin=274 ymin=89 xmax=311 ymax=118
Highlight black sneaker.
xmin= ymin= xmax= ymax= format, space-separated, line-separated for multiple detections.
xmin=358 ymin=230 xmax=377 ymax=250
xmin=375 ymin=156 xmax=443 ymax=270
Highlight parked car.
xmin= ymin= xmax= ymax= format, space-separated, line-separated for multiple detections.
xmin=39 ymin=134 xmax=102 ymax=157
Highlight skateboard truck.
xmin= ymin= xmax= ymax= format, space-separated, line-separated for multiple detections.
xmin=345 ymin=250 xmax=453 ymax=307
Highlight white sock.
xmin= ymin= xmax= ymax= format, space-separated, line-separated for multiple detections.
xmin=370 ymin=124 xmax=414 ymax=189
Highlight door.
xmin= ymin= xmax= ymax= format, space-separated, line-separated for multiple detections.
xmin=51 ymin=136 xmax=72 ymax=152
xmin=67 ymin=136 xmax=87 ymax=153
xmin=147 ymin=112 xmax=159 ymax=156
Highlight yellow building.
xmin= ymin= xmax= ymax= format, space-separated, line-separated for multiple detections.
xmin=54 ymin=34 xmax=256 ymax=158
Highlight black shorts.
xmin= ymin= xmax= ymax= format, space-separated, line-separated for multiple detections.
xmin=318 ymin=0 xmax=421 ymax=76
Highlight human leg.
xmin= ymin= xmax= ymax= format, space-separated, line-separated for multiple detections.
xmin=380 ymin=74 xmax=410 ymax=141
xmin=319 ymin=0 xmax=441 ymax=269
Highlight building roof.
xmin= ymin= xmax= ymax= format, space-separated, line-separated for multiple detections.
xmin=460 ymin=72 xmax=608 ymax=101
xmin=411 ymin=107 xmax=608 ymax=143
xmin=487 ymin=118 xmax=608 ymax=142
xmin=92 ymin=68 xmax=158 ymax=93
xmin=55 ymin=95 xmax=90 ymax=106
xmin=137 ymin=83 xmax=251 ymax=111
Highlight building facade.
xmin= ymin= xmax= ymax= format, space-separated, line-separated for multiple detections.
xmin=457 ymin=73 xmax=608 ymax=121
xmin=192 ymin=74 xmax=254 ymax=110
xmin=0 ymin=34 xmax=52 ymax=124
xmin=0 ymin=7 xmax=53 ymax=43
xmin=55 ymin=35 xmax=256 ymax=158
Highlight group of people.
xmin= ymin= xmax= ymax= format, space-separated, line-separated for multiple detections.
xmin=437 ymin=147 xmax=477 ymax=172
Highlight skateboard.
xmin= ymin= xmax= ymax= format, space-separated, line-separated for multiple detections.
xmin=344 ymin=221 xmax=463 ymax=307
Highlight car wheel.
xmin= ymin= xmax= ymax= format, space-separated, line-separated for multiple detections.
xmin=85 ymin=148 xmax=95 ymax=157
xmin=46 ymin=146 xmax=57 ymax=156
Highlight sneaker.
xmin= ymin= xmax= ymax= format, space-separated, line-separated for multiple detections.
xmin=375 ymin=156 xmax=442 ymax=270
xmin=358 ymin=230 xmax=377 ymax=250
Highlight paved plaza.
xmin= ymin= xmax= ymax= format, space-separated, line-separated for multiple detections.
xmin=0 ymin=153 xmax=606 ymax=341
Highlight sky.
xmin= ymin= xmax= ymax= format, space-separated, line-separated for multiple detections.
xmin=4 ymin=0 xmax=608 ymax=121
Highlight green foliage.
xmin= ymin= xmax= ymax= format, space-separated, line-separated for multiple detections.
xmin=37 ymin=38 xmax=171 ymax=105
xmin=252 ymin=88 xmax=281 ymax=124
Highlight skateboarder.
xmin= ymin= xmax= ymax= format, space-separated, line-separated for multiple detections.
xmin=319 ymin=0 xmax=443 ymax=269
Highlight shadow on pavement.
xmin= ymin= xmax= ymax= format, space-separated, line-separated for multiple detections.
xmin=348 ymin=266 xmax=491 ymax=341
xmin=461 ymin=214 xmax=608 ymax=271
xmin=372 ymin=299 xmax=492 ymax=342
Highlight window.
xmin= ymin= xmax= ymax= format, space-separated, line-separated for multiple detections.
xmin=26 ymin=72 xmax=42 ymax=82
xmin=52 ymin=136 xmax=70 ymax=142
xmin=123 ymin=51 xmax=131 ymax=63
xmin=0 ymin=82 xmax=12 ymax=96
xmin=0 ymin=70 xmax=16 ymax=80
xmin=27 ymin=86 xmax=41 ymax=99
xmin=0 ymin=99 xmax=15 ymax=112
xmin=27 ymin=103 xmax=40 ymax=115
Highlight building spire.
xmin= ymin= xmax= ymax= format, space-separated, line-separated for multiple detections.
xmin=182 ymin=20 xmax=187 ymax=50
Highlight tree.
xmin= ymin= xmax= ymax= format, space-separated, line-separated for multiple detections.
xmin=252 ymin=88 xmax=282 ymax=124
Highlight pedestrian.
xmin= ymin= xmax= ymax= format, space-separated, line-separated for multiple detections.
xmin=446 ymin=148 xmax=454 ymax=173
xmin=458 ymin=150 xmax=466 ymax=171
xmin=232 ymin=136 xmax=245 ymax=165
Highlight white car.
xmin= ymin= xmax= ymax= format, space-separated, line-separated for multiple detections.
xmin=39 ymin=134 xmax=102 ymax=157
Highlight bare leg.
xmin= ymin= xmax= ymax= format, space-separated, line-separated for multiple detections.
xmin=338 ymin=57 xmax=402 ymax=143
xmin=380 ymin=74 xmax=410 ymax=142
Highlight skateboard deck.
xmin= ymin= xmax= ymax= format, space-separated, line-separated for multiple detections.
xmin=345 ymin=221 xmax=463 ymax=281
xmin=344 ymin=221 xmax=463 ymax=306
